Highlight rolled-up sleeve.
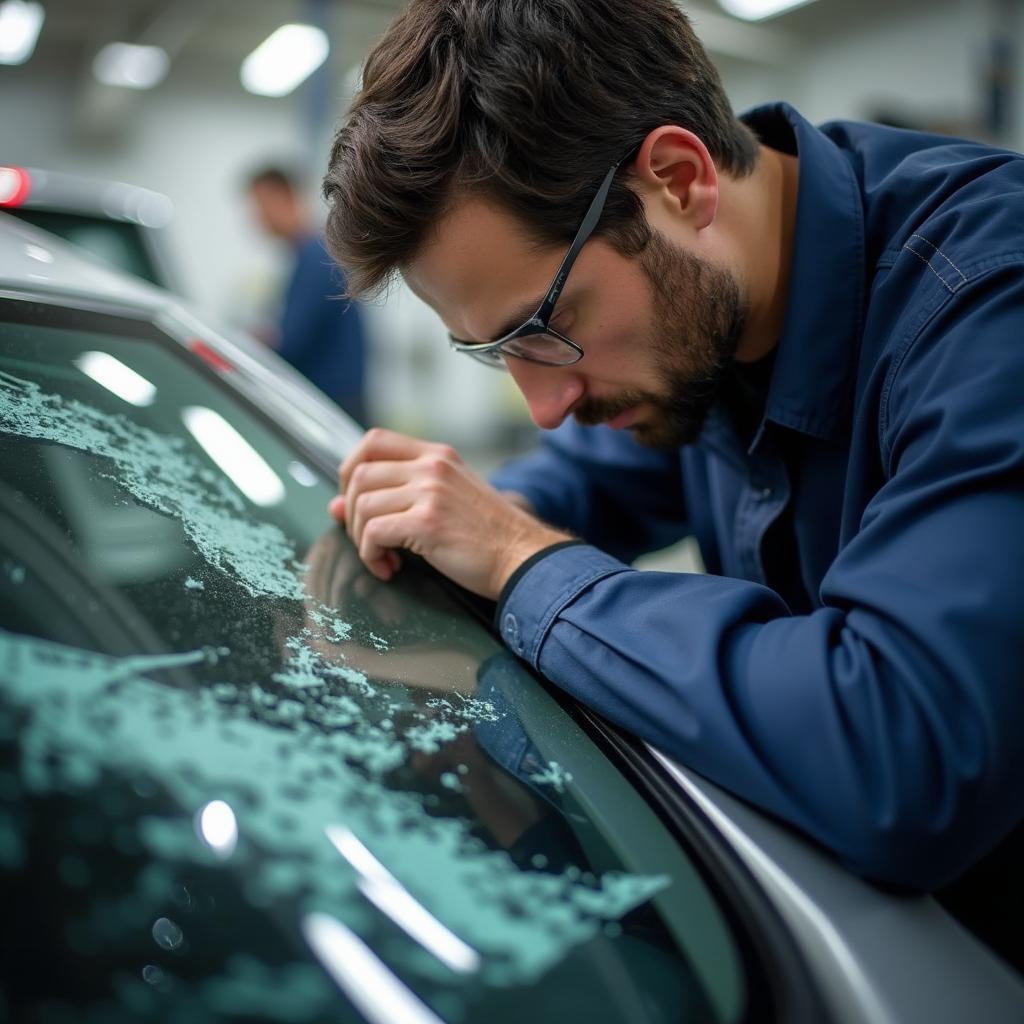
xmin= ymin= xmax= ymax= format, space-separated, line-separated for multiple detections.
xmin=499 ymin=265 xmax=1024 ymax=890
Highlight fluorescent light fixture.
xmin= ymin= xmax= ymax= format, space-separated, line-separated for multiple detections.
xmin=181 ymin=406 xmax=286 ymax=507
xmin=325 ymin=825 xmax=480 ymax=975
xmin=0 ymin=0 xmax=44 ymax=65
xmin=717 ymin=0 xmax=816 ymax=20
xmin=241 ymin=23 xmax=329 ymax=98
xmin=93 ymin=42 xmax=170 ymax=90
xmin=302 ymin=912 xmax=446 ymax=1024
xmin=196 ymin=799 xmax=238 ymax=857
xmin=75 ymin=352 xmax=157 ymax=407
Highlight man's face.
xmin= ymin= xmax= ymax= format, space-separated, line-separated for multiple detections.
xmin=405 ymin=198 xmax=747 ymax=449
xmin=248 ymin=181 xmax=298 ymax=240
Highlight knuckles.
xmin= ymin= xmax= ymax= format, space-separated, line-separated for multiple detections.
xmin=349 ymin=462 xmax=370 ymax=489
xmin=364 ymin=427 xmax=390 ymax=447
xmin=432 ymin=443 xmax=459 ymax=464
xmin=421 ymin=453 xmax=456 ymax=480
xmin=352 ymin=491 xmax=372 ymax=521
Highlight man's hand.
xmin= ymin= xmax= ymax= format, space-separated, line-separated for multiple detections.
xmin=328 ymin=429 xmax=571 ymax=600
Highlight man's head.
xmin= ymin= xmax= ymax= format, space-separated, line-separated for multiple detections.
xmin=323 ymin=0 xmax=764 ymax=447
xmin=247 ymin=166 xmax=309 ymax=242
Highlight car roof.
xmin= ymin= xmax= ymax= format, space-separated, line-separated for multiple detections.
xmin=0 ymin=165 xmax=173 ymax=226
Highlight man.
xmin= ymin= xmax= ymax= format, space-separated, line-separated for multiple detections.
xmin=320 ymin=0 xmax=1024 ymax=891
xmin=247 ymin=166 xmax=368 ymax=424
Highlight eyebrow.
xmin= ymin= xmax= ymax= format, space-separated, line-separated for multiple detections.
xmin=486 ymin=293 xmax=547 ymax=343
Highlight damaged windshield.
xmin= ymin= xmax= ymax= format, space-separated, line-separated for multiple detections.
xmin=0 ymin=296 xmax=755 ymax=1023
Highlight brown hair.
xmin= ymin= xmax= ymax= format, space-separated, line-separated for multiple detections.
xmin=323 ymin=0 xmax=759 ymax=298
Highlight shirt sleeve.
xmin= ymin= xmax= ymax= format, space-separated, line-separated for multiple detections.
xmin=490 ymin=419 xmax=689 ymax=562
xmin=498 ymin=264 xmax=1024 ymax=890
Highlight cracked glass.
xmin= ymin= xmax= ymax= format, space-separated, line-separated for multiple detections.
xmin=0 ymin=296 xmax=758 ymax=1023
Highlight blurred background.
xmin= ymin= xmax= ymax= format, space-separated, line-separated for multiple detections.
xmin=2 ymin=0 xmax=1022 ymax=471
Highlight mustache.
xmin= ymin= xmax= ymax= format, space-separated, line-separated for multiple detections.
xmin=572 ymin=390 xmax=650 ymax=427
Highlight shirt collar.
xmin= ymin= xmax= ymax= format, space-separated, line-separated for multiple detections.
xmin=738 ymin=102 xmax=866 ymax=447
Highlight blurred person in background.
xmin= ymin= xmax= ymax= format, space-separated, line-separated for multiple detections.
xmin=247 ymin=165 xmax=368 ymax=424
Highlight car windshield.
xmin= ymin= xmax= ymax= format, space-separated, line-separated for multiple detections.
xmin=0 ymin=296 xmax=763 ymax=1023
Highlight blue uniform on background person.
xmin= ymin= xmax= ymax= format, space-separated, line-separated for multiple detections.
xmin=280 ymin=233 xmax=367 ymax=425
xmin=248 ymin=166 xmax=368 ymax=425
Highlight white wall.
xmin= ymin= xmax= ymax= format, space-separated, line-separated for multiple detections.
xmin=714 ymin=0 xmax=1024 ymax=150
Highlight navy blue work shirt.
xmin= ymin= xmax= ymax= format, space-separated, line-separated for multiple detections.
xmin=279 ymin=234 xmax=367 ymax=424
xmin=490 ymin=103 xmax=1024 ymax=889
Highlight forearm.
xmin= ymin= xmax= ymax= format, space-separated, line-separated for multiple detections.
xmin=498 ymin=544 xmax=1024 ymax=890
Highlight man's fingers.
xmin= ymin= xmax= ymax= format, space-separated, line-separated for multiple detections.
xmin=335 ymin=460 xmax=417 ymax=529
xmin=345 ymin=459 xmax=418 ymax=498
xmin=358 ymin=510 xmax=416 ymax=578
xmin=328 ymin=491 xmax=404 ymax=580
xmin=348 ymin=483 xmax=416 ymax=550
xmin=339 ymin=429 xmax=443 ymax=492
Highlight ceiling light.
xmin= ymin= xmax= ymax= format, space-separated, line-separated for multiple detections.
xmin=93 ymin=42 xmax=169 ymax=90
xmin=717 ymin=0 xmax=817 ymax=21
xmin=0 ymin=0 xmax=44 ymax=65
xmin=241 ymin=24 xmax=329 ymax=98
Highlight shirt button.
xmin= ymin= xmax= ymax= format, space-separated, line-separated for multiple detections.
xmin=502 ymin=612 xmax=522 ymax=654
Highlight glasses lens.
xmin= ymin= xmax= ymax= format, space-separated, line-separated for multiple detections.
xmin=504 ymin=332 xmax=579 ymax=366
xmin=463 ymin=345 xmax=508 ymax=369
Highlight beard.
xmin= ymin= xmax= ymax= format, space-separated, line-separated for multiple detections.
xmin=572 ymin=231 xmax=746 ymax=448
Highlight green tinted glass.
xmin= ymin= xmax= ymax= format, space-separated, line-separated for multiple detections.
xmin=0 ymin=297 xmax=757 ymax=1023
xmin=8 ymin=208 xmax=162 ymax=285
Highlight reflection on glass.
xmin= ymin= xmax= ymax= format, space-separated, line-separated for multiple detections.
xmin=75 ymin=350 xmax=156 ymax=406
xmin=303 ymin=912 xmax=444 ymax=1024
xmin=197 ymin=799 xmax=238 ymax=857
xmin=288 ymin=460 xmax=319 ymax=487
xmin=181 ymin=405 xmax=285 ymax=507
xmin=326 ymin=824 xmax=480 ymax=975
xmin=151 ymin=916 xmax=184 ymax=952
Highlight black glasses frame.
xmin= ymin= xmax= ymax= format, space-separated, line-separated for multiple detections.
xmin=448 ymin=147 xmax=637 ymax=368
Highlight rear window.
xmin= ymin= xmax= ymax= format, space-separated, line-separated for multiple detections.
xmin=5 ymin=209 xmax=163 ymax=286
xmin=0 ymin=296 xmax=765 ymax=1023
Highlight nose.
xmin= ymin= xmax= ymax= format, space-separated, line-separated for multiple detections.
xmin=505 ymin=357 xmax=585 ymax=430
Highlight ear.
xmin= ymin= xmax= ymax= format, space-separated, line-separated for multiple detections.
xmin=631 ymin=125 xmax=719 ymax=231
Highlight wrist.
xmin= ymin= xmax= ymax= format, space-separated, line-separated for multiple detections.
xmin=490 ymin=525 xmax=572 ymax=600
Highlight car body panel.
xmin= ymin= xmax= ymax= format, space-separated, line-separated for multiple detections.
xmin=653 ymin=750 xmax=1024 ymax=1022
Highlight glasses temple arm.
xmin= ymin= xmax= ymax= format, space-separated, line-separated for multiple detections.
xmin=535 ymin=159 xmax=624 ymax=322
